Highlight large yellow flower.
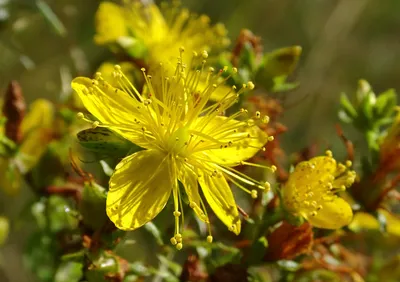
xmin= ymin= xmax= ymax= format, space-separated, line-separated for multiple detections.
xmin=72 ymin=51 xmax=272 ymax=248
xmin=283 ymin=151 xmax=356 ymax=229
xmin=94 ymin=1 xmax=229 ymax=71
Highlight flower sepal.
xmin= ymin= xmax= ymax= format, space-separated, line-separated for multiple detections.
xmin=80 ymin=181 xmax=108 ymax=231
xmin=77 ymin=127 xmax=141 ymax=159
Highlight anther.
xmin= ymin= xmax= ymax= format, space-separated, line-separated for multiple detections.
xmin=264 ymin=182 xmax=271 ymax=191
xmin=345 ymin=160 xmax=352 ymax=167
xmin=247 ymin=81 xmax=255 ymax=90
xmin=207 ymin=235 xmax=213 ymax=243
xmin=271 ymin=165 xmax=277 ymax=173
xmin=170 ymin=237 xmax=177 ymax=245
xmin=77 ymin=112 xmax=84 ymax=119
xmin=193 ymin=51 xmax=198 ymax=57
xmin=201 ymin=50 xmax=208 ymax=59
xmin=92 ymin=121 xmax=99 ymax=129
xmin=223 ymin=66 xmax=228 ymax=72
xmin=140 ymin=67 xmax=146 ymax=72
xmin=325 ymin=150 xmax=333 ymax=157
xmin=251 ymin=190 xmax=258 ymax=199
xmin=268 ymin=136 xmax=275 ymax=141
xmin=262 ymin=116 xmax=270 ymax=123
xmin=208 ymin=67 xmax=215 ymax=72
xmin=176 ymin=243 xmax=183 ymax=250
xmin=179 ymin=46 xmax=185 ymax=52
xmin=175 ymin=233 xmax=182 ymax=241
xmin=94 ymin=72 xmax=102 ymax=79
xmin=232 ymin=67 xmax=238 ymax=74
xmin=173 ymin=211 xmax=181 ymax=217
xmin=255 ymin=111 xmax=261 ymax=119
xmin=114 ymin=65 xmax=121 ymax=71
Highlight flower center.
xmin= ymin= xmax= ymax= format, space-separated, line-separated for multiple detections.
xmin=166 ymin=126 xmax=191 ymax=157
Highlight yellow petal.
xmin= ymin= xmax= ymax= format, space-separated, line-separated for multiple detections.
xmin=18 ymin=99 xmax=54 ymax=172
xmin=349 ymin=212 xmax=380 ymax=232
xmin=97 ymin=62 xmax=136 ymax=89
xmin=178 ymin=163 xmax=208 ymax=222
xmin=198 ymin=171 xmax=241 ymax=234
xmin=201 ymin=78 xmax=234 ymax=101
xmin=287 ymin=156 xmax=337 ymax=191
xmin=107 ymin=150 xmax=172 ymax=230
xmin=305 ymin=197 xmax=353 ymax=229
xmin=200 ymin=117 xmax=268 ymax=166
xmin=94 ymin=2 xmax=128 ymax=45
xmin=0 ymin=159 xmax=22 ymax=196
xmin=21 ymin=99 xmax=53 ymax=136
xmin=379 ymin=209 xmax=400 ymax=236
xmin=71 ymin=77 xmax=149 ymax=148
xmin=18 ymin=130 xmax=50 ymax=173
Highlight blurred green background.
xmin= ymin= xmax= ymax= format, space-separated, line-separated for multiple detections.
xmin=1 ymin=0 xmax=400 ymax=281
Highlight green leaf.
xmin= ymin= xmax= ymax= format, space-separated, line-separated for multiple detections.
xmin=374 ymin=88 xmax=397 ymax=119
xmin=255 ymin=46 xmax=301 ymax=91
xmin=157 ymin=255 xmax=182 ymax=276
xmin=262 ymin=46 xmax=302 ymax=77
xmin=24 ymin=232 xmax=58 ymax=282
xmin=120 ymin=37 xmax=148 ymax=59
xmin=36 ymin=0 xmax=67 ymax=37
xmin=129 ymin=262 xmax=151 ymax=276
xmin=271 ymin=76 xmax=299 ymax=92
xmin=277 ymin=260 xmax=301 ymax=272
xmin=239 ymin=42 xmax=257 ymax=72
xmin=54 ymin=261 xmax=83 ymax=282
xmin=360 ymin=90 xmax=376 ymax=122
xmin=365 ymin=130 xmax=380 ymax=152
xmin=356 ymin=79 xmax=372 ymax=105
xmin=48 ymin=195 xmax=79 ymax=233
xmin=144 ymin=222 xmax=164 ymax=246
xmin=339 ymin=93 xmax=358 ymax=120
xmin=100 ymin=160 xmax=114 ymax=177
xmin=247 ymin=236 xmax=269 ymax=265
xmin=338 ymin=109 xmax=353 ymax=123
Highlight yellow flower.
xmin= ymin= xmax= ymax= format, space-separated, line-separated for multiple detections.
xmin=0 ymin=99 xmax=54 ymax=195
xmin=283 ymin=151 xmax=356 ymax=229
xmin=94 ymin=1 xmax=229 ymax=71
xmin=94 ymin=2 xmax=128 ymax=45
xmin=72 ymin=51 xmax=272 ymax=247
xmin=349 ymin=209 xmax=400 ymax=236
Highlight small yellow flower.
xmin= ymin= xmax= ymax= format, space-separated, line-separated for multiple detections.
xmin=94 ymin=2 xmax=129 ymax=45
xmin=0 ymin=99 xmax=54 ymax=195
xmin=283 ymin=151 xmax=356 ymax=229
xmin=94 ymin=1 xmax=229 ymax=71
xmin=72 ymin=51 xmax=272 ymax=246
